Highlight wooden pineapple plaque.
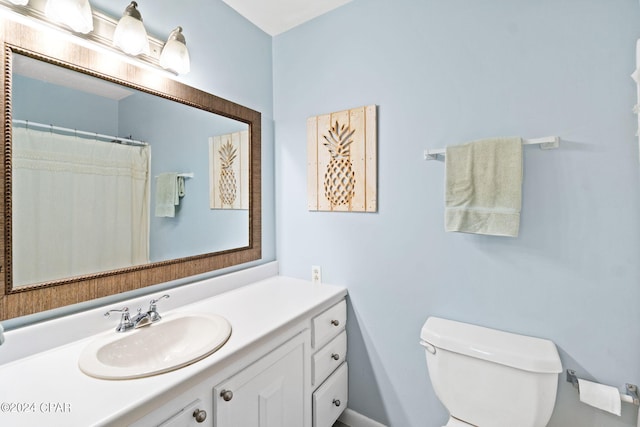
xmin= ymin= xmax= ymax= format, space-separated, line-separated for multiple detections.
xmin=307 ymin=105 xmax=377 ymax=212
xmin=209 ymin=130 xmax=249 ymax=210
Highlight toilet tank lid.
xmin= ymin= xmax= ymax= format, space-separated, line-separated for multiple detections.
xmin=420 ymin=317 xmax=562 ymax=374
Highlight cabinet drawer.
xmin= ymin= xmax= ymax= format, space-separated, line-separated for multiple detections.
xmin=313 ymin=362 xmax=348 ymax=427
xmin=312 ymin=300 xmax=346 ymax=349
xmin=312 ymin=330 xmax=347 ymax=386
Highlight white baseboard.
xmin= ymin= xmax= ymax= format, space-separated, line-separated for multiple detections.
xmin=338 ymin=408 xmax=387 ymax=427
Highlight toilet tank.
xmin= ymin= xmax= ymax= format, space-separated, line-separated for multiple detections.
xmin=420 ymin=317 xmax=562 ymax=427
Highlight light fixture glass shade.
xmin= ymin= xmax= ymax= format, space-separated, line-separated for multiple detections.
xmin=44 ymin=0 xmax=93 ymax=34
xmin=113 ymin=1 xmax=150 ymax=56
xmin=8 ymin=0 xmax=29 ymax=5
xmin=160 ymin=27 xmax=190 ymax=74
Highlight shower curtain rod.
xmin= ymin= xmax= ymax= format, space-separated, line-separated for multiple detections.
xmin=12 ymin=119 xmax=148 ymax=147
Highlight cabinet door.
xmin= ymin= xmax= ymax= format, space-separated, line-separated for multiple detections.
xmin=214 ymin=334 xmax=307 ymax=427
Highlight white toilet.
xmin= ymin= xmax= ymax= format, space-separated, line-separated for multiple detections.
xmin=420 ymin=317 xmax=562 ymax=427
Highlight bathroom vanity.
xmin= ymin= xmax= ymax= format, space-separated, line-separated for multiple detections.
xmin=0 ymin=270 xmax=348 ymax=427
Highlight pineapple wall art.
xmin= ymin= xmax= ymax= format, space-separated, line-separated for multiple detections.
xmin=209 ymin=130 xmax=249 ymax=210
xmin=307 ymin=105 xmax=377 ymax=212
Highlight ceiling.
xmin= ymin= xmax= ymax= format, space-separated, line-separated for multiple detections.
xmin=221 ymin=0 xmax=354 ymax=36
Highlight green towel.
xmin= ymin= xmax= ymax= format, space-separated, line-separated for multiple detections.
xmin=445 ymin=137 xmax=523 ymax=237
xmin=155 ymin=172 xmax=179 ymax=217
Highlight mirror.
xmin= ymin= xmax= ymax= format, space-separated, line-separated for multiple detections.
xmin=0 ymin=17 xmax=261 ymax=320
xmin=12 ymin=54 xmax=250 ymax=287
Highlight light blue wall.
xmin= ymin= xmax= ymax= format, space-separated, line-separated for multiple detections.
xmin=274 ymin=1 xmax=640 ymax=426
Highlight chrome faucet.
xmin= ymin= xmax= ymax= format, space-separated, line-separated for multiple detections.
xmin=105 ymin=294 xmax=170 ymax=332
xmin=105 ymin=306 xmax=152 ymax=331
xmin=128 ymin=294 xmax=170 ymax=328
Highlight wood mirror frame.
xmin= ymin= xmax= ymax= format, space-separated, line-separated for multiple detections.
xmin=0 ymin=17 xmax=261 ymax=320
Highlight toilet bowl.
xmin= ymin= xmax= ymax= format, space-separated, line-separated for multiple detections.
xmin=420 ymin=317 xmax=562 ymax=427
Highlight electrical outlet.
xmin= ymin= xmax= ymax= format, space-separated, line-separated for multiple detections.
xmin=311 ymin=265 xmax=322 ymax=285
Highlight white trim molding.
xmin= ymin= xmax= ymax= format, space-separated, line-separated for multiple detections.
xmin=339 ymin=408 xmax=388 ymax=427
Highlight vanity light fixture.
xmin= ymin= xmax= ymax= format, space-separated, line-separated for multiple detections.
xmin=159 ymin=26 xmax=190 ymax=74
xmin=113 ymin=1 xmax=149 ymax=56
xmin=2 ymin=0 xmax=190 ymax=74
xmin=44 ymin=0 xmax=94 ymax=34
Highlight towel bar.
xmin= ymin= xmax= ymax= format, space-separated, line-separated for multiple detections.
xmin=154 ymin=173 xmax=194 ymax=179
xmin=566 ymin=369 xmax=640 ymax=406
xmin=424 ymin=136 xmax=559 ymax=160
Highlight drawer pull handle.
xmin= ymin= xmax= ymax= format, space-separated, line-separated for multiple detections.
xmin=333 ymin=399 xmax=341 ymax=407
xmin=220 ymin=390 xmax=234 ymax=401
xmin=193 ymin=409 xmax=207 ymax=423
xmin=331 ymin=353 xmax=340 ymax=361
xmin=331 ymin=319 xmax=340 ymax=326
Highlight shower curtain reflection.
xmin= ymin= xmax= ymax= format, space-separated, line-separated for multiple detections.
xmin=12 ymin=126 xmax=150 ymax=287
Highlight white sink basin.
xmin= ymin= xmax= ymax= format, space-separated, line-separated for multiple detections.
xmin=78 ymin=313 xmax=232 ymax=379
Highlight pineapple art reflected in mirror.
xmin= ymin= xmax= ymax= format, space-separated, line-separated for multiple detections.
xmin=209 ymin=130 xmax=249 ymax=210
xmin=307 ymin=105 xmax=377 ymax=212
xmin=219 ymin=140 xmax=238 ymax=205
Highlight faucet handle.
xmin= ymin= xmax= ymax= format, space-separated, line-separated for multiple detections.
xmin=149 ymin=294 xmax=170 ymax=306
xmin=104 ymin=307 xmax=129 ymax=317
xmin=148 ymin=294 xmax=170 ymax=322
xmin=104 ymin=307 xmax=134 ymax=332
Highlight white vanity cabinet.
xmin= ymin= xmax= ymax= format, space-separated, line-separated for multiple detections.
xmin=213 ymin=332 xmax=307 ymax=427
xmin=131 ymin=333 xmax=309 ymax=427
xmin=310 ymin=300 xmax=348 ymax=427
xmin=130 ymin=300 xmax=347 ymax=427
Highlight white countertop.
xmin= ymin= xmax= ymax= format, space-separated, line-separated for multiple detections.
xmin=0 ymin=275 xmax=347 ymax=426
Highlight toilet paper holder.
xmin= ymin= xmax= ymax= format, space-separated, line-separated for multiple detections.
xmin=566 ymin=369 xmax=639 ymax=406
